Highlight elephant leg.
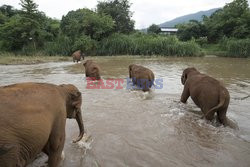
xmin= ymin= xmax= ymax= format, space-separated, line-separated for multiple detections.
xmin=132 ymin=77 xmax=136 ymax=85
xmin=0 ymin=144 xmax=24 ymax=167
xmin=47 ymin=136 xmax=65 ymax=167
xmin=45 ymin=128 xmax=65 ymax=167
xmin=142 ymin=80 xmax=150 ymax=91
xmin=204 ymin=110 xmax=215 ymax=120
xmin=217 ymin=106 xmax=228 ymax=126
xmin=203 ymin=106 xmax=216 ymax=120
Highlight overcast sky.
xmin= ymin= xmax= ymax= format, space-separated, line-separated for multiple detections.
xmin=1 ymin=0 xmax=249 ymax=29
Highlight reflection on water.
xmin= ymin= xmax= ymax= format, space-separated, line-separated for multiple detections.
xmin=0 ymin=56 xmax=250 ymax=167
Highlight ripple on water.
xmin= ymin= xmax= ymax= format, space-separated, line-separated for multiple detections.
xmin=1 ymin=57 xmax=250 ymax=167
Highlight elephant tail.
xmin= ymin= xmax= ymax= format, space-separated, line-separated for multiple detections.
xmin=205 ymin=90 xmax=227 ymax=119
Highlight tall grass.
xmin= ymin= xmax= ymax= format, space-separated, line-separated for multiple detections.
xmin=97 ymin=33 xmax=202 ymax=56
xmin=43 ymin=35 xmax=73 ymax=56
xmin=220 ymin=38 xmax=250 ymax=57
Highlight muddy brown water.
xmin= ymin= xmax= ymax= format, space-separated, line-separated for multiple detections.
xmin=0 ymin=56 xmax=250 ymax=167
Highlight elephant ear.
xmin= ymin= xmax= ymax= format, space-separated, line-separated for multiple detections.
xmin=181 ymin=72 xmax=187 ymax=85
xmin=129 ymin=65 xmax=133 ymax=78
xmin=71 ymin=91 xmax=82 ymax=109
xmin=83 ymin=60 xmax=90 ymax=67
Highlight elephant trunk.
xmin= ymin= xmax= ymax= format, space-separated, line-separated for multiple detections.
xmin=73 ymin=110 xmax=85 ymax=143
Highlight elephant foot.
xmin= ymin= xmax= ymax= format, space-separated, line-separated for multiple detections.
xmin=61 ymin=151 xmax=65 ymax=161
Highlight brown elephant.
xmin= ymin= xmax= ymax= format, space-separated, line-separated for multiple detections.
xmin=72 ymin=50 xmax=85 ymax=63
xmin=180 ymin=67 xmax=238 ymax=129
xmin=0 ymin=82 xmax=84 ymax=167
xmin=83 ymin=60 xmax=101 ymax=80
xmin=129 ymin=64 xmax=155 ymax=92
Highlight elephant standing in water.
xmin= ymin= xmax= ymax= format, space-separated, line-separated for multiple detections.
xmin=83 ymin=60 xmax=101 ymax=80
xmin=129 ymin=64 xmax=155 ymax=92
xmin=180 ymin=67 xmax=238 ymax=129
xmin=72 ymin=50 xmax=85 ymax=63
xmin=0 ymin=82 xmax=85 ymax=167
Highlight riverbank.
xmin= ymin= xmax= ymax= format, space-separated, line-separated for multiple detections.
xmin=0 ymin=53 xmax=71 ymax=65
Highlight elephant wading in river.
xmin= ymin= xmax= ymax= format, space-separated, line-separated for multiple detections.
xmin=72 ymin=50 xmax=85 ymax=63
xmin=0 ymin=82 xmax=84 ymax=167
xmin=83 ymin=60 xmax=101 ymax=80
xmin=129 ymin=64 xmax=155 ymax=92
xmin=180 ymin=67 xmax=238 ymax=129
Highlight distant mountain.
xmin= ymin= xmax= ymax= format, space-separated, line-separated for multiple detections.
xmin=159 ymin=8 xmax=220 ymax=28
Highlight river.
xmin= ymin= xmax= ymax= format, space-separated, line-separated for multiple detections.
xmin=0 ymin=56 xmax=250 ymax=167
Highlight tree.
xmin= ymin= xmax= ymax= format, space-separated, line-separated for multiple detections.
xmin=147 ymin=24 xmax=161 ymax=34
xmin=72 ymin=35 xmax=97 ymax=55
xmin=20 ymin=0 xmax=38 ymax=17
xmin=177 ymin=20 xmax=207 ymax=41
xmin=0 ymin=15 xmax=35 ymax=50
xmin=204 ymin=0 xmax=250 ymax=42
xmin=61 ymin=8 xmax=114 ymax=41
xmin=0 ymin=5 xmax=18 ymax=17
xmin=0 ymin=1 xmax=55 ymax=52
xmin=97 ymin=0 xmax=135 ymax=34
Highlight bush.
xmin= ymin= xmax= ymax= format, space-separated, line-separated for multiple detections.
xmin=72 ymin=35 xmax=97 ymax=55
xmin=220 ymin=38 xmax=250 ymax=57
xmin=97 ymin=33 xmax=202 ymax=56
xmin=195 ymin=37 xmax=208 ymax=47
xmin=44 ymin=35 xmax=73 ymax=56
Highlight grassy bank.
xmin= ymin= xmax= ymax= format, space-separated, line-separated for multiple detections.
xmin=98 ymin=34 xmax=203 ymax=56
xmin=0 ymin=53 xmax=71 ymax=65
xmin=202 ymin=38 xmax=250 ymax=58
xmin=202 ymin=44 xmax=227 ymax=57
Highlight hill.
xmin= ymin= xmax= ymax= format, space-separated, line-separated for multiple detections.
xmin=159 ymin=8 xmax=220 ymax=28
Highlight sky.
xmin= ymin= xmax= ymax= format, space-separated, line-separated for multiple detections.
xmin=1 ymin=0 xmax=249 ymax=29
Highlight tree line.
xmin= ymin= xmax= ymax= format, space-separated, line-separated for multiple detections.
xmin=0 ymin=0 xmax=135 ymax=55
xmin=0 ymin=0 xmax=249 ymax=57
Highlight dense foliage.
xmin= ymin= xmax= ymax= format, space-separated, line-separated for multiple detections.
xmin=147 ymin=24 xmax=161 ymax=34
xmin=98 ymin=33 xmax=201 ymax=56
xmin=60 ymin=9 xmax=114 ymax=41
xmin=97 ymin=0 xmax=135 ymax=34
xmin=0 ymin=0 xmax=249 ymax=57
xmin=220 ymin=38 xmax=250 ymax=57
xmin=177 ymin=0 xmax=250 ymax=43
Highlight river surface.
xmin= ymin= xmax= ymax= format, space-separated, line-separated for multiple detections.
xmin=0 ymin=56 xmax=250 ymax=167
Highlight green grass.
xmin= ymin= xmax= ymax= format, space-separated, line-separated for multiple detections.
xmin=97 ymin=33 xmax=203 ymax=56
xmin=201 ymin=44 xmax=227 ymax=56
xmin=0 ymin=52 xmax=71 ymax=65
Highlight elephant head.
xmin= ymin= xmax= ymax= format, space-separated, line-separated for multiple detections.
xmin=83 ymin=60 xmax=92 ymax=67
xmin=60 ymin=84 xmax=84 ymax=143
xmin=181 ymin=67 xmax=198 ymax=85
xmin=128 ymin=64 xmax=135 ymax=78
xmin=80 ymin=50 xmax=85 ymax=60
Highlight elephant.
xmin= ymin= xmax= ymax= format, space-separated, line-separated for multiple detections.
xmin=72 ymin=50 xmax=85 ymax=63
xmin=129 ymin=64 xmax=155 ymax=92
xmin=83 ymin=60 xmax=101 ymax=80
xmin=180 ymin=67 xmax=238 ymax=129
xmin=0 ymin=82 xmax=85 ymax=167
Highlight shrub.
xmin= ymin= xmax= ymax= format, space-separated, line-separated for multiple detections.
xmin=97 ymin=33 xmax=202 ymax=56
xmin=220 ymin=38 xmax=250 ymax=57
